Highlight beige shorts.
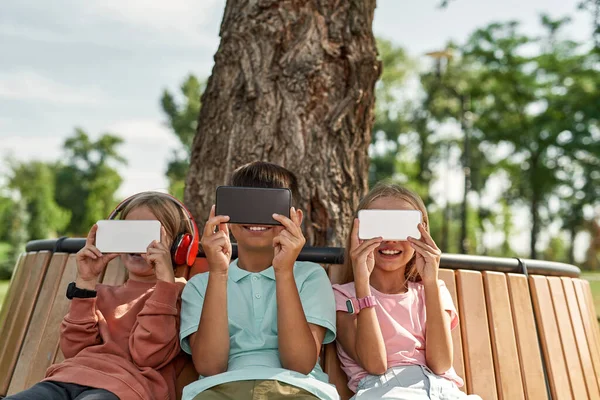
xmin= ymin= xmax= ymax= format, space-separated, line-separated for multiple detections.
xmin=193 ymin=380 xmax=319 ymax=400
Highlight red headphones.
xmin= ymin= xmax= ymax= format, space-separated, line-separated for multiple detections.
xmin=108 ymin=192 xmax=199 ymax=267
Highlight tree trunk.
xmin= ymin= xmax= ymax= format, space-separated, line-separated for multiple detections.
xmin=185 ymin=0 xmax=380 ymax=246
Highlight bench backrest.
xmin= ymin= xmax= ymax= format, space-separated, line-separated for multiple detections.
xmin=1 ymin=252 xmax=599 ymax=400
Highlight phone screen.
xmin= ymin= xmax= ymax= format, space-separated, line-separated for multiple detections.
xmin=215 ymin=186 xmax=291 ymax=225
xmin=358 ymin=209 xmax=422 ymax=241
xmin=95 ymin=220 xmax=161 ymax=253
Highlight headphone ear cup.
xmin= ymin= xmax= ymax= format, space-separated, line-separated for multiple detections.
xmin=171 ymin=233 xmax=192 ymax=266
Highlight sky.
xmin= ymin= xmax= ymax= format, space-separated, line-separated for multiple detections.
xmin=0 ymin=0 xmax=595 ymax=259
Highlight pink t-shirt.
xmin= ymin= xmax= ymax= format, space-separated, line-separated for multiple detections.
xmin=332 ymin=280 xmax=464 ymax=392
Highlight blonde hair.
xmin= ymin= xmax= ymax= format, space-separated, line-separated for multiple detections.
xmin=119 ymin=192 xmax=193 ymax=247
xmin=342 ymin=182 xmax=430 ymax=284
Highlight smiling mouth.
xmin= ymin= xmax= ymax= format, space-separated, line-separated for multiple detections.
xmin=244 ymin=226 xmax=272 ymax=232
xmin=379 ymin=249 xmax=402 ymax=256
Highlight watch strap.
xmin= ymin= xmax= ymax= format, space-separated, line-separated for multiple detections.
xmin=346 ymin=295 xmax=376 ymax=314
xmin=66 ymin=282 xmax=97 ymax=299
xmin=357 ymin=295 xmax=377 ymax=310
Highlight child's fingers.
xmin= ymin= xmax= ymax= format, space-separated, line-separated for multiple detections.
xmin=350 ymin=219 xmax=360 ymax=250
xmin=289 ymin=207 xmax=302 ymax=227
xmin=409 ymin=239 xmax=439 ymax=259
xmin=272 ymin=213 xmax=301 ymax=237
xmin=417 ymin=223 xmax=438 ymax=248
xmin=87 ymin=245 xmax=102 ymax=258
xmin=356 ymin=241 xmax=381 ymax=259
xmin=86 ymin=224 xmax=98 ymax=246
xmin=408 ymin=236 xmax=440 ymax=256
xmin=82 ymin=248 xmax=98 ymax=260
xmin=104 ymin=253 xmax=119 ymax=262
xmin=352 ymin=237 xmax=382 ymax=256
xmin=204 ymin=215 xmax=230 ymax=236
xmin=219 ymin=220 xmax=229 ymax=235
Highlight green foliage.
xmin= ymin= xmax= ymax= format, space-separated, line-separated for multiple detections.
xmin=0 ymin=200 xmax=29 ymax=280
xmin=6 ymin=160 xmax=70 ymax=239
xmin=0 ymin=195 xmax=15 ymax=242
xmin=54 ymin=128 xmax=126 ymax=235
xmin=161 ymin=75 xmax=205 ymax=199
xmin=460 ymin=16 xmax=600 ymax=258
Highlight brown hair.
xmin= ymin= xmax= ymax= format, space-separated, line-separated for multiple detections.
xmin=342 ymin=182 xmax=429 ymax=284
xmin=120 ymin=192 xmax=193 ymax=246
xmin=229 ymin=161 xmax=300 ymax=205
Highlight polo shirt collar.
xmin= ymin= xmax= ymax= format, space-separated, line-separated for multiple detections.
xmin=229 ymin=259 xmax=276 ymax=282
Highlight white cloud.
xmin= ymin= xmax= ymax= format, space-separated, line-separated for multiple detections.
xmin=103 ymin=118 xmax=180 ymax=197
xmin=0 ymin=71 xmax=108 ymax=105
xmin=0 ymin=22 xmax=74 ymax=44
xmin=0 ymin=135 xmax=63 ymax=162
xmin=86 ymin=0 xmax=223 ymax=46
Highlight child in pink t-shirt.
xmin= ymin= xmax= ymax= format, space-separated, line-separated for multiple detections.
xmin=332 ymin=183 xmax=482 ymax=400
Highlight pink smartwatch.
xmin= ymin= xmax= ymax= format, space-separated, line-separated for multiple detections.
xmin=346 ymin=295 xmax=377 ymax=315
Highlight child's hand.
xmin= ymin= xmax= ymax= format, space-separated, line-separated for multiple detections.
xmin=76 ymin=224 xmax=119 ymax=290
xmin=200 ymin=205 xmax=232 ymax=274
xmin=349 ymin=218 xmax=382 ymax=283
xmin=272 ymin=207 xmax=305 ymax=273
xmin=408 ymin=223 xmax=441 ymax=285
xmin=142 ymin=226 xmax=175 ymax=282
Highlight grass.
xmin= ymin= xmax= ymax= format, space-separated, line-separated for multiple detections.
xmin=581 ymin=272 xmax=600 ymax=320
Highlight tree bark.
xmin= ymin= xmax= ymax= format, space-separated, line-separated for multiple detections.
xmin=185 ymin=0 xmax=380 ymax=246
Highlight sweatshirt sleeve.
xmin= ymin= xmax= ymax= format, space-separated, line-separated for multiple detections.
xmin=129 ymin=280 xmax=184 ymax=369
xmin=60 ymin=297 xmax=103 ymax=359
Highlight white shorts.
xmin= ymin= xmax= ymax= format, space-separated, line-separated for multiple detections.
xmin=352 ymin=365 xmax=482 ymax=400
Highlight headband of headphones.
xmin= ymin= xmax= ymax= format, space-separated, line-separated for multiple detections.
xmin=108 ymin=192 xmax=199 ymax=267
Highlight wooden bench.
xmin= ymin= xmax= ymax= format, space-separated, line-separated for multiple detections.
xmin=0 ymin=242 xmax=597 ymax=400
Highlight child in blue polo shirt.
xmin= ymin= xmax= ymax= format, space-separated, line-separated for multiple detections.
xmin=180 ymin=161 xmax=339 ymax=400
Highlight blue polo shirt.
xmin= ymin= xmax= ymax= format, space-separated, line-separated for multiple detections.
xmin=180 ymin=260 xmax=339 ymax=400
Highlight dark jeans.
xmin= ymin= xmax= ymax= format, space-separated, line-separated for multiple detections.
xmin=4 ymin=381 xmax=119 ymax=400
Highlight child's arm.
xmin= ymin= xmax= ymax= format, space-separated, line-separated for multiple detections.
xmin=60 ymin=298 xmax=103 ymax=358
xmin=130 ymin=227 xmax=183 ymax=368
xmin=129 ymin=281 xmax=183 ymax=369
xmin=408 ymin=223 xmax=453 ymax=374
xmin=61 ymin=224 xmax=119 ymax=358
xmin=189 ymin=206 xmax=232 ymax=376
xmin=272 ymin=209 xmax=321 ymax=374
xmin=336 ymin=219 xmax=387 ymax=375
xmin=423 ymin=281 xmax=453 ymax=374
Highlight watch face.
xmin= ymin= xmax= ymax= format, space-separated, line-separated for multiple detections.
xmin=346 ymin=299 xmax=355 ymax=314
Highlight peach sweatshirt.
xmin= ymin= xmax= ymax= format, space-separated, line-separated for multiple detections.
xmin=44 ymin=279 xmax=186 ymax=400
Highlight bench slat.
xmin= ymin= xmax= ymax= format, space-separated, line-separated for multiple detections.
xmin=0 ymin=251 xmax=52 ymax=395
xmin=0 ymin=254 xmax=26 ymax=331
xmin=561 ymin=277 xmax=600 ymax=400
xmin=438 ymin=269 xmax=466 ymax=393
xmin=482 ymin=271 xmax=525 ymax=400
xmin=23 ymin=254 xmax=79 ymax=388
xmin=8 ymin=253 xmax=70 ymax=395
xmin=582 ymin=281 xmax=600 ymax=357
xmin=506 ymin=274 xmax=548 ymax=400
xmin=529 ymin=275 xmax=573 ymax=400
xmin=456 ymin=270 xmax=497 ymax=400
xmin=324 ymin=265 xmax=355 ymax=400
xmin=574 ymin=280 xmax=600 ymax=386
xmin=547 ymin=276 xmax=587 ymax=399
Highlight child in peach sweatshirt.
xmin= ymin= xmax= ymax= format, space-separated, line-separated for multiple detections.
xmin=6 ymin=192 xmax=195 ymax=400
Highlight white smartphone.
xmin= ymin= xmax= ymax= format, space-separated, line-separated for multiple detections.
xmin=358 ymin=209 xmax=422 ymax=241
xmin=95 ymin=220 xmax=161 ymax=253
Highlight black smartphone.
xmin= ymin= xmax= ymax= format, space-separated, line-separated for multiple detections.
xmin=215 ymin=186 xmax=292 ymax=225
